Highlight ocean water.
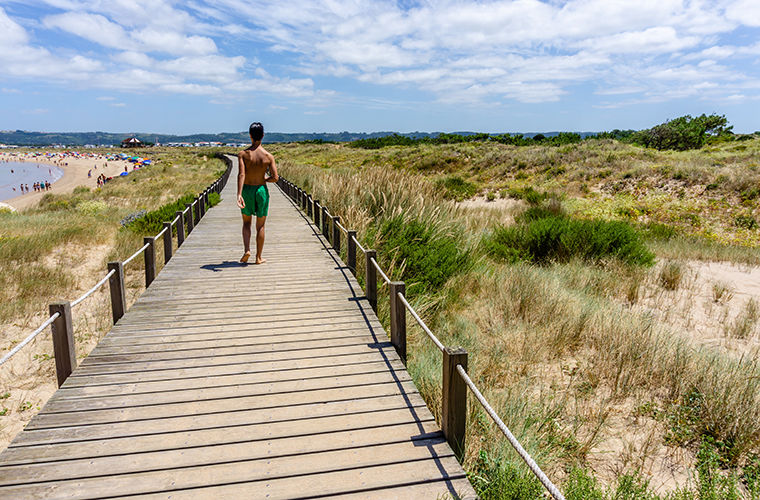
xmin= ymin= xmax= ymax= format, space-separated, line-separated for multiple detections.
xmin=0 ymin=161 xmax=64 ymax=202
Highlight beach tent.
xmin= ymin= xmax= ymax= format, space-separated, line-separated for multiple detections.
xmin=120 ymin=172 xmax=129 ymax=176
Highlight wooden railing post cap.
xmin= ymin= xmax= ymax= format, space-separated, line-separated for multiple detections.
xmin=445 ymin=346 xmax=468 ymax=356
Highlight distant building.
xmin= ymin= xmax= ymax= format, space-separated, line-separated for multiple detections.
xmin=121 ymin=136 xmax=143 ymax=148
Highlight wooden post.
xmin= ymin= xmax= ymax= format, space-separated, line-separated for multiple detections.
xmin=332 ymin=216 xmax=341 ymax=253
xmin=442 ymin=347 xmax=468 ymax=460
xmin=175 ymin=210 xmax=185 ymax=247
xmin=198 ymin=195 xmax=205 ymax=218
xmin=204 ymin=190 xmax=209 ymax=210
xmin=144 ymin=236 xmax=156 ymax=288
xmin=307 ymin=195 xmax=313 ymax=218
xmin=185 ymin=203 xmax=194 ymax=233
xmin=107 ymin=261 xmax=126 ymax=324
xmin=49 ymin=301 xmax=76 ymax=388
xmin=301 ymin=190 xmax=307 ymax=210
xmin=347 ymin=230 xmax=357 ymax=275
xmin=322 ymin=206 xmax=329 ymax=238
xmin=162 ymin=222 xmax=172 ymax=264
xmin=390 ymin=282 xmax=406 ymax=362
xmin=314 ymin=200 xmax=321 ymax=227
xmin=366 ymin=250 xmax=377 ymax=313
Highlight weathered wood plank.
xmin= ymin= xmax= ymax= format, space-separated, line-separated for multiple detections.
xmin=0 ymin=160 xmax=476 ymax=500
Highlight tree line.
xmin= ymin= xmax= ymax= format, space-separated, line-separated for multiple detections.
xmin=348 ymin=114 xmax=751 ymax=151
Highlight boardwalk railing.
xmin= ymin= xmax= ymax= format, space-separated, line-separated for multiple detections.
xmin=277 ymin=177 xmax=566 ymax=500
xmin=0 ymin=163 xmax=233 ymax=387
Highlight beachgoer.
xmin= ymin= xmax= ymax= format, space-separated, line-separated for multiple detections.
xmin=237 ymin=122 xmax=278 ymax=264
xmin=88 ymin=169 xmax=92 ymax=178
xmin=25 ymin=184 xmax=29 ymax=193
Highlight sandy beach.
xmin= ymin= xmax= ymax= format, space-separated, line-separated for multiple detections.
xmin=1 ymin=152 xmax=143 ymax=211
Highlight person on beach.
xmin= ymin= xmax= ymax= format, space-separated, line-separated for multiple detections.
xmin=237 ymin=122 xmax=278 ymax=264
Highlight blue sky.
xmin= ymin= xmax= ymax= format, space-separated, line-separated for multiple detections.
xmin=1 ymin=0 xmax=759 ymax=134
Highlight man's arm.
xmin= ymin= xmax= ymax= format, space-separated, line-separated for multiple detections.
xmin=265 ymin=154 xmax=279 ymax=183
xmin=237 ymin=152 xmax=246 ymax=209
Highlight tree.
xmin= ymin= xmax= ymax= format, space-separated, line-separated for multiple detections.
xmin=632 ymin=114 xmax=733 ymax=151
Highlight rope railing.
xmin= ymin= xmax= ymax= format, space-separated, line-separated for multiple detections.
xmin=278 ymin=174 xmax=565 ymax=499
xmin=124 ymin=242 xmax=149 ymax=265
xmin=71 ymin=270 xmax=115 ymax=308
xmin=1 ymin=162 xmax=232 ymax=388
xmin=398 ymin=293 xmax=445 ymax=352
xmin=0 ymin=313 xmax=60 ymax=367
xmin=370 ymin=257 xmax=391 ymax=285
xmin=457 ymin=365 xmax=565 ymax=500
xmin=352 ymin=234 xmax=366 ymax=254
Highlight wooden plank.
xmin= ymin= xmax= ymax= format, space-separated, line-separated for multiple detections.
xmin=61 ymin=351 xmax=393 ymax=387
xmin=0 ymin=164 xmax=475 ymax=500
xmin=104 ymin=457 xmax=470 ymax=500
xmin=26 ymin=380 xmax=422 ymax=429
xmin=42 ymin=370 xmax=413 ymax=413
xmin=53 ymin=359 xmax=406 ymax=399
xmin=2 ymin=406 xmax=438 ymax=467
xmin=8 ymin=393 xmax=431 ymax=449
xmin=0 ymin=440 xmax=458 ymax=499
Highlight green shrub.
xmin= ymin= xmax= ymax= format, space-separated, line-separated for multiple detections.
xmin=126 ymin=193 xmax=196 ymax=234
xmin=469 ymin=450 xmax=544 ymax=500
xmin=483 ymin=213 xmax=654 ymax=266
xmin=507 ymin=186 xmax=547 ymax=205
xmin=564 ymin=468 xmax=604 ymax=500
xmin=378 ymin=215 xmax=468 ymax=293
xmin=437 ymin=175 xmax=478 ymax=201
xmin=208 ymin=192 xmax=221 ymax=207
xmin=734 ymin=214 xmax=757 ymax=229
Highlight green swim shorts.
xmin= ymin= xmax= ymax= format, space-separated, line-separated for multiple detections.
xmin=241 ymin=184 xmax=269 ymax=217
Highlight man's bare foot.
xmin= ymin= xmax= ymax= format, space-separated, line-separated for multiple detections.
xmin=255 ymin=258 xmax=266 ymax=265
xmin=240 ymin=251 xmax=251 ymax=263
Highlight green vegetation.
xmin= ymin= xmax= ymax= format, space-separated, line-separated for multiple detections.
xmin=632 ymin=114 xmax=734 ymax=151
xmin=483 ymin=209 xmax=654 ymax=266
xmin=376 ymin=215 xmax=468 ymax=293
xmin=0 ymin=148 xmax=223 ymax=323
xmin=273 ymin=133 xmax=760 ymax=499
xmin=125 ymin=191 xmax=221 ymax=235
xmin=437 ymin=175 xmax=479 ymax=201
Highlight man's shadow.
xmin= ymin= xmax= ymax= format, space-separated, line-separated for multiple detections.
xmin=200 ymin=261 xmax=247 ymax=272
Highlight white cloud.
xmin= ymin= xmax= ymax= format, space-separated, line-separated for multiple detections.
xmin=4 ymin=0 xmax=760 ymax=108
xmin=725 ymin=0 xmax=760 ymax=27
xmin=43 ymin=12 xmax=130 ymax=49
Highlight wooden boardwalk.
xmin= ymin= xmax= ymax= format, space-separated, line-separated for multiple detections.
xmin=0 ymin=162 xmax=476 ymax=499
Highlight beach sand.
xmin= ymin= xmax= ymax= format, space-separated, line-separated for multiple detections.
xmin=3 ymin=154 xmax=141 ymax=211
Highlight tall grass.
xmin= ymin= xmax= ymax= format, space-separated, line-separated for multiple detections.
xmin=279 ymin=157 xmax=760 ymax=498
xmin=0 ymin=148 xmax=223 ymax=450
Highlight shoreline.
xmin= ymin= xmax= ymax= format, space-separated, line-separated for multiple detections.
xmin=1 ymin=154 xmax=141 ymax=211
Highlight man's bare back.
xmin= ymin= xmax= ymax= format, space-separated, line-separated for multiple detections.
xmin=238 ymin=145 xmax=275 ymax=186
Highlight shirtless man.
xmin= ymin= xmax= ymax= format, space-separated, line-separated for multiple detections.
xmin=237 ymin=122 xmax=278 ymax=264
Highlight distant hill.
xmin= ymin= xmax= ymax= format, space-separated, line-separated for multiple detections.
xmin=0 ymin=130 xmax=599 ymax=147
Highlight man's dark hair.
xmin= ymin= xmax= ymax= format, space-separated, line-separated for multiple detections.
xmin=249 ymin=122 xmax=264 ymax=141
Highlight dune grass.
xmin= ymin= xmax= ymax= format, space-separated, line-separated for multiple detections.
xmin=0 ymin=147 xmax=223 ymax=446
xmin=277 ymin=141 xmax=760 ymax=498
